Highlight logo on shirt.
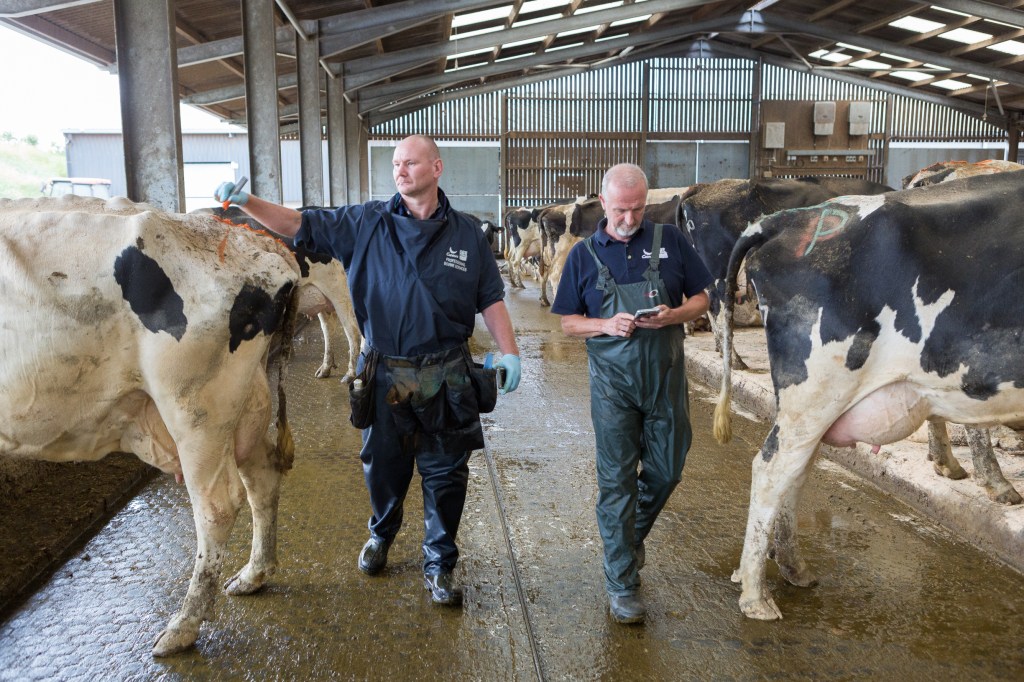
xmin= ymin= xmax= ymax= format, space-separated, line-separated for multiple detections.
xmin=444 ymin=246 xmax=468 ymax=272
xmin=642 ymin=248 xmax=669 ymax=259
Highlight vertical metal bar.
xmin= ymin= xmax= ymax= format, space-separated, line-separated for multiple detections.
xmin=749 ymin=57 xmax=763 ymax=179
xmin=297 ymin=20 xmax=323 ymax=206
xmin=326 ymin=69 xmax=348 ymax=207
xmin=113 ymin=0 xmax=183 ymax=211
xmin=242 ymin=0 xmax=283 ymax=204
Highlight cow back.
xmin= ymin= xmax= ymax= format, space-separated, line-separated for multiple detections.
xmin=0 ymin=196 xmax=300 ymax=461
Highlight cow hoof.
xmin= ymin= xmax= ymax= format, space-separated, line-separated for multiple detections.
xmin=990 ymin=486 xmax=1023 ymax=506
xmin=224 ymin=566 xmax=271 ymax=595
xmin=730 ymin=568 xmax=741 ymax=584
xmin=152 ymin=619 xmax=200 ymax=656
xmin=339 ymin=372 xmax=355 ymax=385
xmin=779 ymin=563 xmax=817 ymax=588
xmin=539 ymin=299 xmax=550 ymax=307
xmin=739 ymin=596 xmax=783 ymax=621
xmin=314 ymin=364 xmax=332 ymax=379
xmin=932 ymin=462 xmax=968 ymax=480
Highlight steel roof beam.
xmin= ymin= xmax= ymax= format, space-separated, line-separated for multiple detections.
xmin=366 ymin=42 xmax=690 ymax=126
xmin=914 ymin=0 xmax=1024 ymax=29
xmin=0 ymin=0 xmax=100 ymax=17
xmin=174 ymin=0 xmax=505 ymax=67
xmin=704 ymin=38 xmax=1008 ymax=128
xmin=759 ymin=11 xmax=1024 ymax=87
xmin=339 ymin=0 xmax=722 ymax=91
xmin=356 ymin=13 xmax=749 ymax=114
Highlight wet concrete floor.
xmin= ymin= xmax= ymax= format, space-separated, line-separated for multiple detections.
xmin=1 ymin=279 xmax=1023 ymax=681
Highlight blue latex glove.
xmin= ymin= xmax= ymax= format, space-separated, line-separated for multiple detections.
xmin=214 ymin=180 xmax=249 ymax=206
xmin=497 ymin=354 xmax=521 ymax=394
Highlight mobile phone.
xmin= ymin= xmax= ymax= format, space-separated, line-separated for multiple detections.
xmin=634 ymin=307 xmax=660 ymax=319
xmin=496 ymin=365 xmax=506 ymax=388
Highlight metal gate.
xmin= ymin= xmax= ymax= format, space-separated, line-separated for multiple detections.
xmin=501 ymin=132 xmax=642 ymax=210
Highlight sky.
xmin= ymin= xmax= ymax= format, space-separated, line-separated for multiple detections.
xmin=0 ymin=24 xmax=240 ymax=148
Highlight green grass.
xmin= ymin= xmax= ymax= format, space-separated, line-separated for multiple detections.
xmin=0 ymin=139 xmax=66 ymax=199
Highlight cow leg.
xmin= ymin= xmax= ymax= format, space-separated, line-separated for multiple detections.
xmin=314 ymin=312 xmax=337 ymax=379
xmin=732 ymin=435 xmax=818 ymax=620
xmin=711 ymin=308 xmax=749 ymax=371
xmin=927 ymin=418 xmax=968 ymax=480
xmin=336 ymin=309 xmax=362 ymax=384
xmin=224 ymin=375 xmax=285 ymax=594
xmin=153 ymin=438 xmax=247 ymax=656
xmin=538 ymin=258 xmax=550 ymax=307
xmin=965 ymin=426 xmax=1023 ymax=505
xmin=768 ymin=467 xmax=818 ymax=589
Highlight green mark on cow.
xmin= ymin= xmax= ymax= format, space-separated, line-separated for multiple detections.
xmin=803 ymin=207 xmax=851 ymax=256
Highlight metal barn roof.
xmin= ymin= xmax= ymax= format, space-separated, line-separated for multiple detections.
xmin=3 ymin=0 xmax=1023 ymax=131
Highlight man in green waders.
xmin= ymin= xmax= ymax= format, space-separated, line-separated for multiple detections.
xmin=552 ymin=164 xmax=712 ymax=623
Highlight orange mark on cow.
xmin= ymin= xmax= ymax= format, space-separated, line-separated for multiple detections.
xmin=794 ymin=207 xmax=852 ymax=257
xmin=211 ymin=214 xmax=292 ymax=262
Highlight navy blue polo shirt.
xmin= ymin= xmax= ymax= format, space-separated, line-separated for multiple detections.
xmin=295 ymin=189 xmax=505 ymax=357
xmin=551 ymin=219 xmax=712 ymax=318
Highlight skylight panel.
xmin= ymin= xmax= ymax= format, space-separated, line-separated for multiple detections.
xmin=989 ymin=40 xmax=1024 ymax=55
xmin=521 ymin=0 xmax=570 ymax=13
xmin=940 ymin=28 xmax=992 ymax=44
xmin=850 ymin=59 xmax=892 ymax=70
xmin=836 ymin=42 xmax=870 ymax=53
xmin=813 ymin=51 xmax=852 ymax=63
xmin=502 ymin=37 xmax=545 ymax=49
xmin=889 ymin=17 xmax=945 ymax=33
xmin=449 ymin=47 xmax=493 ymax=60
xmin=450 ymin=25 xmax=504 ymax=40
xmin=891 ymin=70 xmax=930 ymax=82
xmin=932 ymin=7 xmax=972 ymax=19
xmin=453 ymin=5 xmax=512 ymax=28
xmin=610 ymin=14 xmax=651 ymax=26
xmin=557 ymin=26 xmax=598 ymax=38
xmin=932 ymin=78 xmax=972 ymax=89
xmin=547 ymin=41 xmax=585 ymax=52
xmin=513 ymin=14 xmax=563 ymax=27
xmin=881 ymin=52 xmax=913 ymax=63
xmin=576 ymin=1 xmax=623 ymax=14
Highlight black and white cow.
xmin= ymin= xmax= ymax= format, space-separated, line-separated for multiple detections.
xmin=712 ymin=171 xmax=1024 ymax=621
xmin=0 ymin=196 xmax=319 ymax=655
xmin=503 ymin=206 xmax=543 ymax=290
xmin=678 ymin=177 xmax=893 ymax=370
xmin=194 ymin=205 xmax=362 ymax=382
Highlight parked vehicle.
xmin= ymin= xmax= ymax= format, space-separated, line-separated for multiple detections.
xmin=41 ymin=177 xmax=112 ymax=198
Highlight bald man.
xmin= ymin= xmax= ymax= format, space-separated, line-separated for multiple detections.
xmin=553 ymin=163 xmax=711 ymax=624
xmin=215 ymin=135 xmax=521 ymax=606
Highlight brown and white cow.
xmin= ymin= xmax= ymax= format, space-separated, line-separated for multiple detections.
xmin=0 ymin=196 xmax=318 ymax=655
xmin=712 ymin=171 xmax=1024 ymax=621
xmin=194 ymin=206 xmax=362 ymax=383
xmin=902 ymin=159 xmax=1024 ymax=189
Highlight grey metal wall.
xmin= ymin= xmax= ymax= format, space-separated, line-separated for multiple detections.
xmin=64 ymin=132 xmax=328 ymax=207
xmin=373 ymin=56 xmax=1017 ymax=198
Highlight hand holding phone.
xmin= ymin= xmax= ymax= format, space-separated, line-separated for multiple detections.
xmin=634 ymin=307 xmax=661 ymax=319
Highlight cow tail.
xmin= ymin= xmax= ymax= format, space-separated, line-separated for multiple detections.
xmin=274 ymin=285 xmax=300 ymax=472
xmin=713 ymin=230 xmax=765 ymax=445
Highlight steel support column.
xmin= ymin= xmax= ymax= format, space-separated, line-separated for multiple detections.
xmin=344 ymin=98 xmax=366 ymax=204
xmin=242 ymin=0 xmax=282 ymax=203
xmin=326 ymin=72 xmax=348 ymax=207
xmin=113 ymin=0 xmax=183 ymax=211
xmin=296 ymin=21 xmax=323 ymax=207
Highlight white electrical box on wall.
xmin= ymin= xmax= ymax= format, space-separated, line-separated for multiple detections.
xmin=764 ymin=122 xmax=785 ymax=148
xmin=814 ymin=101 xmax=836 ymax=135
xmin=849 ymin=101 xmax=871 ymax=135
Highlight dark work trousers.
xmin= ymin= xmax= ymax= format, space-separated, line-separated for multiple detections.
xmin=358 ymin=351 xmax=471 ymax=576
xmin=582 ymin=226 xmax=693 ymax=597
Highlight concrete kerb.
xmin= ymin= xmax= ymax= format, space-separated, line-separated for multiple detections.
xmin=685 ymin=328 xmax=1024 ymax=576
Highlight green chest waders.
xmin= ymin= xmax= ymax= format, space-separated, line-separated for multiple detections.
xmin=582 ymin=224 xmax=694 ymax=596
